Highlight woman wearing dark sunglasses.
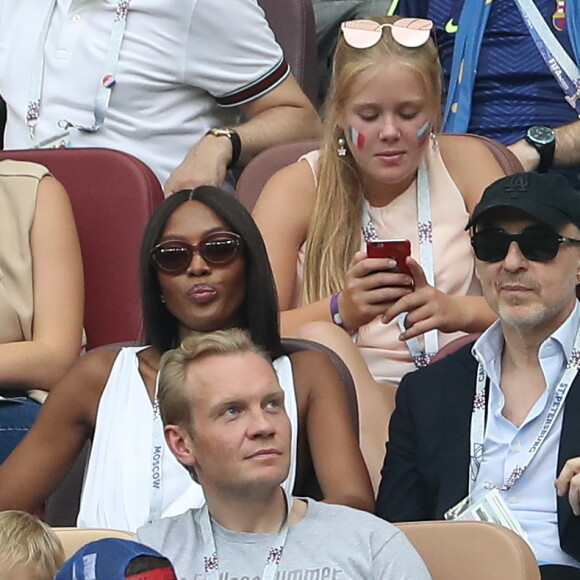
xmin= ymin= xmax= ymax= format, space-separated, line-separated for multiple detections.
xmin=253 ymin=16 xmax=508 ymax=487
xmin=0 ymin=186 xmax=373 ymax=531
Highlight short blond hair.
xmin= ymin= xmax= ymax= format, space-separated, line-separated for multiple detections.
xmin=0 ymin=511 xmax=65 ymax=579
xmin=159 ymin=328 xmax=272 ymax=430
xmin=159 ymin=329 xmax=274 ymax=481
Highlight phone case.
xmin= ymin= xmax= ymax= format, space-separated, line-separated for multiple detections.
xmin=366 ymin=239 xmax=412 ymax=277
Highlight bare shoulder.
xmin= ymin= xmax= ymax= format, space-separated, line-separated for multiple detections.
xmin=253 ymin=158 xmax=317 ymax=219
xmin=46 ymin=346 xmax=125 ymax=424
xmin=437 ymin=134 xmax=505 ymax=211
xmin=288 ymin=348 xmax=337 ymax=372
xmin=82 ymin=343 xmax=125 ymax=364
xmin=287 ymin=349 xmax=341 ymax=391
xmin=37 ymin=173 xmax=67 ymax=195
xmin=438 ymin=133 xmax=500 ymax=172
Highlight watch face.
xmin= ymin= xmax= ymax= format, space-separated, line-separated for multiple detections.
xmin=527 ymin=126 xmax=555 ymax=146
xmin=210 ymin=129 xmax=232 ymax=138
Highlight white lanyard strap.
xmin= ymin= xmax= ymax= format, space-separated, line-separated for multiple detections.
xmin=26 ymin=0 xmax=131 ymax=139
xmin=361 ymin=159 xmax=439 ymax=367
xmin=469 ymin=332 xmax=580 ymax=494
xmin=199 ymin=489 xmax=293 ymax=580
xmin=149 ymin=372 xmax=164 ymax=523
xmin=513 ymin=0 xmax=580 ymax=115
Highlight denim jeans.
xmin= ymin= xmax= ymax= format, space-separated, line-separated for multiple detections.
xmin=0 ymin=393 xmax=41 ymax=464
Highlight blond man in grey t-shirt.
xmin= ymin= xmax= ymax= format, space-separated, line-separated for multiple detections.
xmin=136 ymin=329 xmax=430 ymax=580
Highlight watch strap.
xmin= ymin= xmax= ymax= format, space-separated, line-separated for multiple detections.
xmin=525 ymin=128 xmax=555 ymax=174
xmin=206 ymin=128 xmax=242 ymax=170
xmin=536 ymin=139 xmax=555 ymax=174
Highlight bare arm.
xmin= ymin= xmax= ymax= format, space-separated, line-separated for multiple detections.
xmin=439 ymin=134 xmax=506 ymax=212
xmin=0 ymin=348 xmax=117 ymax=512
xmin=164 ymin=75 xmax=322 ymax=195
xmin=290 ymin=350 xmax=375 ymax=512
xmin=508 ymin=120 xmax=580 ymax=171
xmin=0 ymin=176 xmax=84 ymax=390
xmin=252 ymin=160 xmax=334 ymax=335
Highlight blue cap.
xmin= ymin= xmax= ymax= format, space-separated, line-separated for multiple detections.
xmin=55 ymin=538 xmax=172 ymax=580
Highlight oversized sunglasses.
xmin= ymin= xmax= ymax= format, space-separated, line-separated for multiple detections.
xmin=471 ymin=228 xmax=580 ymax=263
xmin=340 ymin=18 xmax=433 ymax=50
xmin=150 ymin=231 xmax=243 ymax=274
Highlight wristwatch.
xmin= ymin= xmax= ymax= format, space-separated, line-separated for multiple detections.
xmin=525 ymin=126 xmax=555 ymax=173
xmin=205 ymin=127 xmax=241 ymax=170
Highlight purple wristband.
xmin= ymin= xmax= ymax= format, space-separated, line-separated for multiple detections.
xmin=330 ymin=293 xmax=346 ymax=329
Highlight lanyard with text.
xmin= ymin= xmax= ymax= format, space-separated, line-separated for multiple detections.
xmin=361 ymin=157 xmax=439 ymax=367
xmin=469 ymin=330 xmax=580 ymax=494
xmin=26 ymin=0 xmax=131 ymax=140
xmin=514 ymin=0 xmax=580 ymax=116
xmin=199 ymin=489 xmax=293 ymax=580
xmin=149 ymin=371 xmax=164 ymax=524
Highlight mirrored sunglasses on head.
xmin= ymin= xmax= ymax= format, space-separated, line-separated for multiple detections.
xmin=471 ymin=227 xmax=580 ymax=262
xmin=340 ymin=18 xmax=433 ymax=50
xmin=150 ymin=231 xmax=243 ymax=274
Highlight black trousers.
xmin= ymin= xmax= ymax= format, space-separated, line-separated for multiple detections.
xmin=540 ymin=565 xmax=580 ymax=580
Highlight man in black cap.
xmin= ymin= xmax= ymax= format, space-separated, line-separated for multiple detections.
xmin=377 ymin=172 xmax=580 ymax=579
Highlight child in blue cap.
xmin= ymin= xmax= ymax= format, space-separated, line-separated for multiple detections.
xmin=54 ymin=538 xmax=177 ymax=580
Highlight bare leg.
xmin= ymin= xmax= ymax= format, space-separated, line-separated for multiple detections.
xmin=297 ymin=321 xmax=396 ymax=494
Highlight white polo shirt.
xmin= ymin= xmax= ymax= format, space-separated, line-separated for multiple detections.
xmin=472 ymin=302 xmax=580 ymax=568
xmin=0 ymin=0 xmax=289 ymax=185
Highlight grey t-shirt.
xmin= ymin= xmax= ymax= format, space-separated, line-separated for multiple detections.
xmin=136 ymin=498 xmax=431 ymax=579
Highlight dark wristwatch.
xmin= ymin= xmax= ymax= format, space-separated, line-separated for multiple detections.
xmin=525 ymin=126 xmax=555 ymax=173
xmin=205 ymin=127 xmax=241 ymax=170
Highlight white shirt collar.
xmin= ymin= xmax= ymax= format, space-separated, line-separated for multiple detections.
xmin=472 ymin=300 xmax=580 ymax=387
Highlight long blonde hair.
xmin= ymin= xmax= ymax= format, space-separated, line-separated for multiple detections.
xmin=302 ymin=16 xmax=442 ymax=303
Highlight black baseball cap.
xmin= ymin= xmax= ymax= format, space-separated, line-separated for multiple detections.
xmin=466 ymin=172 xmax=580 ymax=231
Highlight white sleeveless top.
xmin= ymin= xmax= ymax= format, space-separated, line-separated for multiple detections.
xmin=78 ymin=347 xmax=298 ymax=532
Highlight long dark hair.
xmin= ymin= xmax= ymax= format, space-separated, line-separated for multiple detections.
xmin=139 ymin=187 xmax=283 ymax=358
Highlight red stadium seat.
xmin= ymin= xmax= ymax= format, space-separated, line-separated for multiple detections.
xmin=0 ymin=147 xmax=164 ymax=350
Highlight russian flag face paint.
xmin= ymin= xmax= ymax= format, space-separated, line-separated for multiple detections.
xmin=417 ymin=120 xmax=430 ymax=146
xmin=348 ymin=125 xmax=366 ymax=150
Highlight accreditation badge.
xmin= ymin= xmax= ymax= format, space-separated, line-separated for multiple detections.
xmin=444 ymin=488 xmax=532 ymax=549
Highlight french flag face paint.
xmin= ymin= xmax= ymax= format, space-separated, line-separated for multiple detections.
xmin=417 ymin=120 xmax=430 ymax=146
xmin=348 ymin=125 xmax=366 ymax=150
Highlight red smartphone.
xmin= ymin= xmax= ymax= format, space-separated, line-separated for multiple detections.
xmin=366 ymin=239 xmax=412 ymax=278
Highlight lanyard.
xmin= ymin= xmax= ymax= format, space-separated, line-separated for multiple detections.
xmin=469 ymin=329 xmax=580 ymax=494
xmin=361 ymin=158 xmax=439 ymax=367
xmin=442 ymin=0 xmax=493 ymax=133
xmin=199 ymin=489 xmax=293 ymax=580
xmin=149 ymin=373 xmax=164 ymax=524
xmin=26 ymin=0 xmax=131 ymax=140
xmin=514 ymin=0 xmax=580 ymax=116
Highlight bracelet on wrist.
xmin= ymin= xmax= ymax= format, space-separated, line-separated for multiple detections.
xmin=330 ymin=293 xmax=346 ymax=330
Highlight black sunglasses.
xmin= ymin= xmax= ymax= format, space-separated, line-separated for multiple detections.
xmin=471 ymin=228 xmax=580 ymax=263
xmin=150 ymin=231 xmax=243 ymax=274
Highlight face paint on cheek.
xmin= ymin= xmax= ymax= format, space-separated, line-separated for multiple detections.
xmin=347 ymin=125 xmax=366 ymax=150
xmin=417 ymin=120 xmax=431 ymax=146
